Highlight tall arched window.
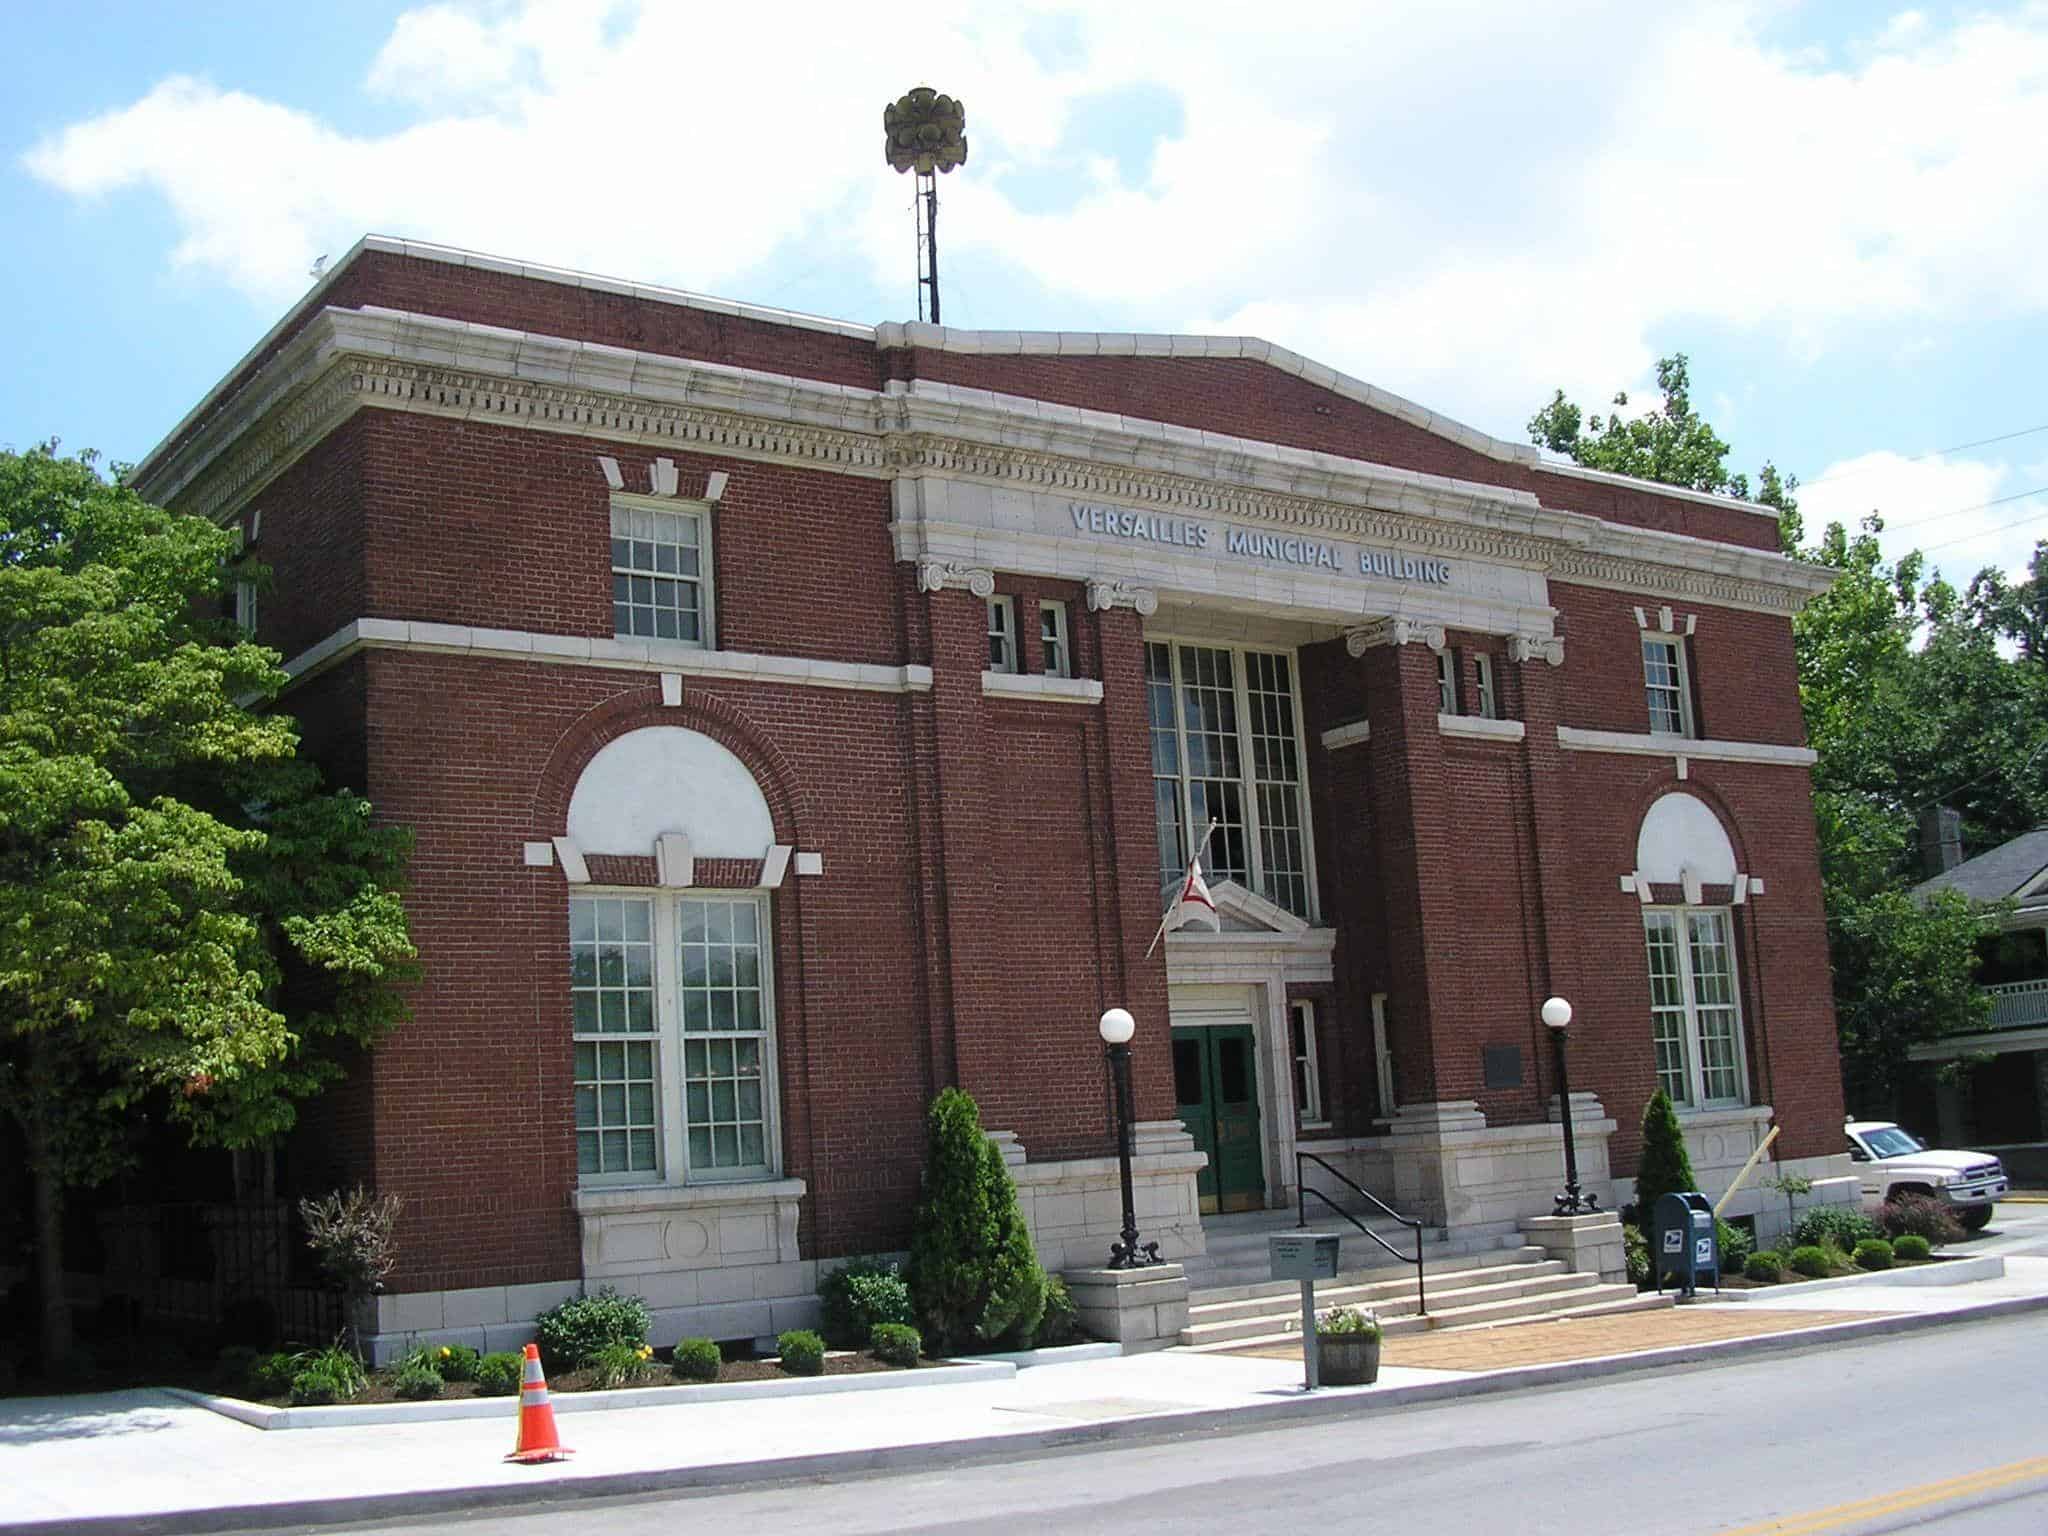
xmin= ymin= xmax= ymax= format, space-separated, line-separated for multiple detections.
xmin=563 ymin=727 xmax=779 ymax=1185
xmin=1636 ymin=793 xmax=1748 ymax=1108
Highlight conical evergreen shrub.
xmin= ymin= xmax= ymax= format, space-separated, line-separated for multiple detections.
xmin=1633 ymin=1088 xmax=1698 ymax=1219
xmin=906 ymin=1087 xmax=1047 ymax=1352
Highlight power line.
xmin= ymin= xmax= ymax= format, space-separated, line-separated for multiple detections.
xmin=1916 ymin=500 xmax=2048 ymax=555
xmin=1882 ymin=484 xmax=2048 ymax=535
xmin=1797 ymin=422 xmax=2048 ymax=490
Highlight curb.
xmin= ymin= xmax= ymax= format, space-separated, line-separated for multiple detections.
xmin=161 ymin=1359 xmax=1018 ymax=1430
xmin=20 ymin=1294 xmax=2048 ymax=1536
xmin=1683 ymin=1252 xmax=2005 ymax=1302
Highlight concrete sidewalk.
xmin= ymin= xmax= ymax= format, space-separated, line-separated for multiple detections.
xmin=5 ymin=1256 xmax=2047 ymax=1536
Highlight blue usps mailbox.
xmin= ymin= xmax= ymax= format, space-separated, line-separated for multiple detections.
xmin=1270 ymin=1233 xmax=1341 ymax=1390
xmin=1652 ymin=1191 xmax=1719 ymax=1296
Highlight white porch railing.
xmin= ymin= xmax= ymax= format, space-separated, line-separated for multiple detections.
xmin=1988 ymin=978 xmax=2048 ymax=1029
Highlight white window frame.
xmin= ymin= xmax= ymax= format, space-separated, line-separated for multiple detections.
xmin=987 ymin=595 xmax=1019 ymax=674
xmin=1641 ymin=633 xmax=1693 ymax=738
xmin=1437 ymin=648 xmax=1458 ymax=715
xmin=1641 ymin=905 xmax=1748 ymax=1110
xmin=1290 ymin=999 xmax=1327 ymax=1127
xmin=570 ymin=888 xmax=779 ymax=1188
xmin=1039 ymin=599 xmax=1070 ymax=678
xmin=1145 ymin=636 xmax=1319 ymax=921
xmin=1473 ymin=653 xmax=1497 ymax=720
xmin=610 ymin=493 xmax=715 ymax=649
xmin=229 ymin=522 xmax=258 ymax=635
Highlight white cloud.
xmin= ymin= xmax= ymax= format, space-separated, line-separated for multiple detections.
xmin=21 ymin=0 xmax=2048 ymax=460
xmin=1799 ymin=450 xmax=2048 ymax=584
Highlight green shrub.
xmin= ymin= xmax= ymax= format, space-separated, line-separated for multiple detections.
xmin=1793 ymin=1205 xmax=1881 ymax=1253
xmin=1893 ymin=1233 xmax=1933 ymax=1261
xmin=475 ymin=1351 xmax=525 ymax=1395
xmin=868 ymin=1323 xmax=922 ymax=1367
xmin=818 ymin=1259 xmax=915 ymax=1348
xmin=906 ymin=1088 xmax=1048 ymax=1352
xmin=301 ymin=1343 xmax=366 ymax=1397
xmin=1853 ymin=1238 xmax=1894 ymax=1271
xmin=1744 ymin=1251 xmax=1783 ymax=1282
xmin=1879 ymin=1193 xmax=1964 ymax=1246
xmin=1789 ymin=1245 xmax=1834 ymax=1279
xmin=1633 ymin=1090 xmax=1699 ymax=1222
xmin=431 ymin=1343 xmax=480 ymax=1382
xmin=1031 ymin=1276 xmax=1082 ymax=1348
xmin=671 ymin=1338 xmax=723 ymax=1383
xmin=777 ymin=1329 xmax=826 ymax=1376
xmin=394 ymin=1364 xmax=444 ymax=1400
xmin=249 ymin=1350 xmax=302 ymax=1398
xmin=1714 ymin=1220 xmax=1754 ymax=1270
xmin=586 ymin=1339 xmax=656 ymax=1390
xmin=535 ymin=1287 xmax=651 ymax=1371
xmin=289 ymin=1366 xmax=351 ymax=1406
xmin=1622 ymin=1223 xmax=1650 ymax=1289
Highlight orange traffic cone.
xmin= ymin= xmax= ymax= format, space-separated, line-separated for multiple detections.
xmin=506 ymin=1344 xmax=573 ymax=1463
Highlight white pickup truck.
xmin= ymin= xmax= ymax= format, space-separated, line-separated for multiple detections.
xmin=1844 ymin=1120 xmax=2008 ymax=1231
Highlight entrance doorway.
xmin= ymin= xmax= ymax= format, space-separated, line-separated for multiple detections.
xmin=1173 ymin=1026 xmax=1264 ymax=1213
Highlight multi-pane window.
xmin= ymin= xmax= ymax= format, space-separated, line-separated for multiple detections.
xmin=1290 ymin=1000 xmax=1325 ymax=1125
xmin=1642 ymin=907 xmax=1746 ymax=1108
xmin=611 ymin=500 xmax=709 ymax=645
xmin=1146 ymin=640 xmax=1314 ymax=919
xmin=1642 ymin=635 xmax=1691 ymax=736
xmin=987 ymin=596 xmax=1019 ymax=673
xmin=1473 ymin=654 xmax=1497 ymax=720
xmin=1437 ymin=649 xmax=1457 ymax=714
xmin=1039 ymin=600 xmax=1070 ymax=678
xmin=570 ymin=891 xmax=774 ymax=1184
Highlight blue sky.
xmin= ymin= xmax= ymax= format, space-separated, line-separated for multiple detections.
xmin=6 ymin=1 xmax=2046 ymax=586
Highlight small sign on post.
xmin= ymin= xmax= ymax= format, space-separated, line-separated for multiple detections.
xmin=1269 ymin=1233 xmax=1342 ymax=1391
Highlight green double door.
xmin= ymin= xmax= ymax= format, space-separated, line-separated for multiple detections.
xmin=1172 ymin=1025 xmax=1264 ymax=1214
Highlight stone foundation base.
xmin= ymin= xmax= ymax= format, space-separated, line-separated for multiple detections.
xmin=1064 ymin=1263 xmax=1189 ymax=1352
xmin=1521 ymin=1211 xmax=1628 ymax=1284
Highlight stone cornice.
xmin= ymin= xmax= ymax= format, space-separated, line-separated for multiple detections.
xmin=139 ymin=306 xmax=1837 ymax=618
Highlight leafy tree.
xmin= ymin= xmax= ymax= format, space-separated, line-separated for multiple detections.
xmin=905 ymin=1087 xmax=1047 ymax=1352
xmin=1633 ymin=1089 xmax=1699 ymax=1218
xmin=1530 ymin=361 xmax=2045 ymax=1110
xmin=0 ymin=446 xmax=415 ymax=1367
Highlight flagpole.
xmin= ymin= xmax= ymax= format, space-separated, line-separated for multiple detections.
xmin=1145 ymin=819 xmax=1220 ymax=960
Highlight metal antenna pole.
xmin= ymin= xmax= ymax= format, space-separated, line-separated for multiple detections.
xmin=924 ymin=171 xmax=941 ymax=325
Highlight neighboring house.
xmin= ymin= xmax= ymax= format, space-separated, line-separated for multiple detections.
xmin=1908 ymin=818 xmax=2048 ymax=1169
xmin=107 ymin=236 xmax=1854 ymax=1357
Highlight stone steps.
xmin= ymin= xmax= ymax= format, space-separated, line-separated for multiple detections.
xmin=1184 ymin=1245 xmax=1549 ymax=1316
xmin=1182 ymin=1258 xmax=1605 ymax=1348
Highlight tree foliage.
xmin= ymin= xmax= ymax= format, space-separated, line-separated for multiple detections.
xmin=1530 ymin=362 xmax=2048 ymax=1115
xmin=905 ymin=1087 xmax=1047 ymax=1353
xmin=0 ymin=445 xmax=415 ymax=1364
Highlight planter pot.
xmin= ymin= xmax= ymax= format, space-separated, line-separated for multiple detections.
xmin=1317 ymin=1333 xmax=1381 ymax=1386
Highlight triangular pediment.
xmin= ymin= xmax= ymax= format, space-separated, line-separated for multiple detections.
xmin=1206 ymin=879 xmax=1311 ymax=936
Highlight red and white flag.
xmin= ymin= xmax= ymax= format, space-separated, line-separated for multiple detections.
xmin=1167 ymin=855 xmax=1221 ymax=935
xmin=1146 ymin=828 xmax=1223 ymax=957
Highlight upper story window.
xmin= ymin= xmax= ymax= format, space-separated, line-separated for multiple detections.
xmin=987 ymin=595 xmax=1019 ymax=673
xmin=1642 ymin=634 xmax=1692 ymax=737
xmin=1146 ymin=640 xmax=1314 ymax=919
xmin=1039 ymin=600 xmax=1070 ymax=678
xmin=571 ymin=891 xmax=775 ymax=1184
xmin=1436 ymin=649 xmax=1457 ymax=714
xmin=1642 ymin=906 xmax=1746 ymax=1108
xmin=1473 ymin=653 xmax=1497 ymax=720
xmin=611 ymin=498 xmax=711 ymax=646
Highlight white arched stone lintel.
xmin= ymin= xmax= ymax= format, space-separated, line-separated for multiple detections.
xmin=567 ymin=726 xmax=776 ymax=858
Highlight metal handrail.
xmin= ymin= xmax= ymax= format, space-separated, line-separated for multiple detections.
xmin=1296 ymin=1150 xmax=1427 ymax=1317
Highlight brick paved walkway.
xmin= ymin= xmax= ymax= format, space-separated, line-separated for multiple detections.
xmin=1224 ymin=1306 xmax=1885 ymax=1372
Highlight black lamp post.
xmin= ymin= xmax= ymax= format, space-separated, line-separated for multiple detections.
xmin=1100 ymin=1007 xmax=1162 ymax=1269
xmin=1543 ymin=996 xmax=1598 ymax=1215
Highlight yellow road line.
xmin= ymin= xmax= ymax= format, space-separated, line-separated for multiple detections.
xmin=1714 ymin=1455 xmax=2048 ymax=1535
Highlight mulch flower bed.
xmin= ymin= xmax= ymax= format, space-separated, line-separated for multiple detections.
xmin=234 ymin=1349 xmax=943 ymax=1407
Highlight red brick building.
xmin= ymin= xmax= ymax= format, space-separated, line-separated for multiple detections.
xmin=134 ymin=237 xmax=1853 ymax=1354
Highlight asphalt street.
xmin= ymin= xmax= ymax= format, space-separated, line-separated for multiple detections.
xmin=309 ymin=1207 xmax=2048 ymax=1536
